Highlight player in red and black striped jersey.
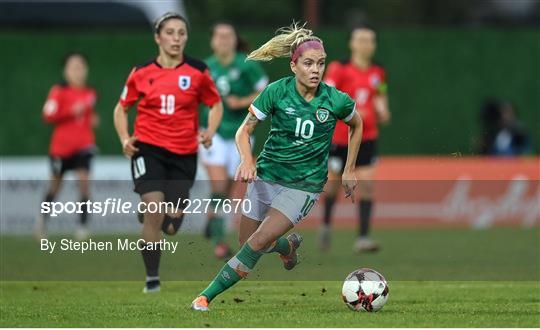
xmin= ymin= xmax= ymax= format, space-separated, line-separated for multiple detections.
xmin=113 ymin=12 xmax=223 ymax=293
xmin=37 ymin=52 xmax=99 ymax=240
xmin=321 ymin=24 xmax=391 ymax=253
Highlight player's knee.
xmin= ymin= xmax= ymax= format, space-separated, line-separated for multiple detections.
xmin=48 ymin=184 xmax=61 ymax=197
xmin=325 ymin=180 xmax=340 ymax=197
xmin=164 ymin=224 xmax=176 ymax=235
xmin=359 ymin=180 xmax=374 ymax=197
xmin=238 ymin=236 xmax=247 ymax=246
xmin=142 ymin=212 xmax=165 ymax=228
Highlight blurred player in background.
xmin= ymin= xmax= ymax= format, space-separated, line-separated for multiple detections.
xmin=37 ymin=52 xmax=99 ymax=241
xmin=321 ymin=24 xmax=390 ymax=252
xmin=192 ymin=23 xmax=363 ymax=311
xmin=200 ymin=22 xmax=268 ymax=259
xmin=113 ymin=12 xmax=223 ymax=293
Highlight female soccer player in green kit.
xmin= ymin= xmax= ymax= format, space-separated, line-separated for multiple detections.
xmin=200 ymin=22 xmax=268 ymax=259
xmin=192 ymin=23 xmax=363 ymax=311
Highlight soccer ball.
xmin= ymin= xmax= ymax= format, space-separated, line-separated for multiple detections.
xmin=341 ymin=268 xmax=389 ymax=312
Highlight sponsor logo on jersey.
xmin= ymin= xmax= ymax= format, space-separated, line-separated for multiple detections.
xmin=316 ymin=108 xmax=330 ymax=123
xmin=178 ymin=75 xmax=191 ymax=90
xmin=285 ymin=107 xmax=296 ymax=115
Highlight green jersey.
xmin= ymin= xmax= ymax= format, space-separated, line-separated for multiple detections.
xmin=251 ymin=76 xmax=356 ymax=193
xmin=202 ymin=53 xmax=268 ymax=139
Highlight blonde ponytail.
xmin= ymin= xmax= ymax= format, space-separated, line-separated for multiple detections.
xmin=247 ymin=22 xmax=322 ymax=62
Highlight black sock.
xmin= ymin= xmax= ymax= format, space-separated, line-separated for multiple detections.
xmin=140 ymin=241 xmax=161 ymax=278
xmin=145 ymin=277 xmax=160 ymax=289
xmin=137 ymin=212 xmax=144 ymax=224
xmin=161 ymin=214 xmax=183 ymax=235
xmin=359 ymin=199 xmax=373 ymax=237
xmin=80 ymin=197 xmax=89 ymax=226
xmin=323 ymin=196 xmax=336 ymax=226
xmin=42 ymin=192 xmax=55 ymax=221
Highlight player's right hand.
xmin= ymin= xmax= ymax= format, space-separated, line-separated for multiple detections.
xmin=199 ymin=130 xmax=213 ymax=149
xmin=377 ymin=109 xmax=391 ymax=124
xmin=342 ymin=170 xmax=358 ymax=203
xmin=235 ymin=159 xmax=256 ymax=183
xmin=122 ymin=136 xmax=139 ymax=157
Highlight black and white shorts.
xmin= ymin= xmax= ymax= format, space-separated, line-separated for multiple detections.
xmin=50 ymin=148 xmax=94 ymax=176
xmin=130 ymin=141 xmax=197 ymax=204
xmin=328 ymin=139 xmax=378 ymax=173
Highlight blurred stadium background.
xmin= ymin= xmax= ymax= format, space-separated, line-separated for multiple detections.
xmin=0 ymin=1 xmax=538 ymax=235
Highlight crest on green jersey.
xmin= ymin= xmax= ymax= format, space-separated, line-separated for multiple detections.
xmin=316 ymin=108 xmax=330 ymax=123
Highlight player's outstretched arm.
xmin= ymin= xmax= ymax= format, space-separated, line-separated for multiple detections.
xmin=342 ymin=112 xmax=363 ymax=202
xmin=113 ymin=102 xmax=138 ymax=157
xmin=200 ymin=101 xmax=223 ymax=149
xmin=234 ymin=113 xmax=259 ymax=182
xmin=225 ymin=91 xmax=261 ymax=111
xmin=374 ymin=94 xmax=391 ymax=124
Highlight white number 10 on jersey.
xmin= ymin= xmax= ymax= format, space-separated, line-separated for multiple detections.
xmin=295 ymin=118 xmax=314 ymax=139
xmin=160 ymin=94 xmax=175 ymax=115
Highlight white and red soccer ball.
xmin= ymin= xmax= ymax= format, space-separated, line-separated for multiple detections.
xmin=341 ymin=268 xmax=389 ymax=312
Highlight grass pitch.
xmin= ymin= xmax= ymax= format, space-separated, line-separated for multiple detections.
xmin=1 ymin=228 xmax=539 ymax=327
xmin=1 ymin=281 xmax=538 ymax=327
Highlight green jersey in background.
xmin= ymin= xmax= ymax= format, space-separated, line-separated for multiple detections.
xmin=201 ymin=53 xmax=268 ymax=139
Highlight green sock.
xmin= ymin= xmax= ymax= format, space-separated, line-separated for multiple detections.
xmin=200 ymin=263 xmax=241 ymax=302
xmin=209 ymin=193 xmax=226 ymax=245
xmin=263 ymin=236 xmax=290 ymax=255
xmin=209 ymin=216 xmax=225 ymax=245
xmin=200 ymin=243 xmax=263 ymax=302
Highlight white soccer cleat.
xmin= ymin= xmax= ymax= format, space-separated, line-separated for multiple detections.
xmin=191 ymin=296 xmax=210 ymax=311
xmin=353 ymin=237 xmax=380 ymax=253
xmin=74 ymin=226 xmax=90 ymax=241
xmin=318 ymin=225 xmax=331 ymax=252
xmin=34 ymin=215 xmax=47 ymax=241
xmin=142 ymin=285 xmax=161 ymax=294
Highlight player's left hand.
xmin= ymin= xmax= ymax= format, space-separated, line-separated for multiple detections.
xmin=199 ymin=130 xmax=213 ymax=149
xmin=342 ymin=170 xmax=357 ymax=203
xmin=235 ymin=159 xmax=257 ymax=183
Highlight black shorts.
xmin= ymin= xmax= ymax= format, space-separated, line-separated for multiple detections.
xmin=328 ymin=139 xmax=377 ymax=173
xmin=131 ymin=141 xmax=197 ymax=204
xmin=50 ymin=149 xmax=94 ymax=176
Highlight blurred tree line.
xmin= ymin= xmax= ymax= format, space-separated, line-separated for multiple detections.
xmin=1 ymin=0 xmax=538 ymax=30
xmin=185 ymin=0 xmax=540 ymax=28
